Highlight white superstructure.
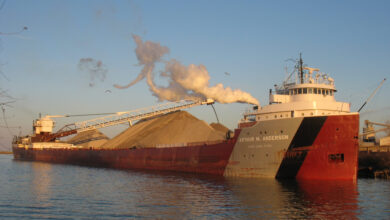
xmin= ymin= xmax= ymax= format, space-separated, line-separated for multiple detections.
xmin=243 ymin=57 xmax=351 ymax=123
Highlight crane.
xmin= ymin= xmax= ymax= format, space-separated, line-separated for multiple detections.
xmin=360 ymin=120 xmax=390 ymax=142
xmin=358 ymin=78 xmax=386 ymax=112
xmin=30 ymin=99 xmax=215 ymax=142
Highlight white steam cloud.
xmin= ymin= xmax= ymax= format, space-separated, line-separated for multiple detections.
xmin=114 ymin=35 xmax=259 ymax=105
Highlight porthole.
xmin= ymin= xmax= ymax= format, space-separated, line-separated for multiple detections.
xmin=281 ymin=130 xmax=283 ymax=133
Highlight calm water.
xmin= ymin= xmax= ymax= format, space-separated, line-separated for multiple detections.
xmin=0 ymin=154 xmax=389 ymax=219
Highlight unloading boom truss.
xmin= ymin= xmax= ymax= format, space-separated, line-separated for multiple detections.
xmin=57 ymin=99 xmax=213 ymax=134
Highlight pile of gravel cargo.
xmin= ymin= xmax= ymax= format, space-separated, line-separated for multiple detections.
xmin=100 ymin=111 xmax=227 ymax=149
xmin=67 ymin=129 xmax=109 ymax=148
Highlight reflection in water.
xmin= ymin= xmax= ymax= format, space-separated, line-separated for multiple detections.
xmin=31 ymin=162 xmax=53 ymax=204
xmin=295 ymin=180 xmax=360 ymax=219
xmin=223 ymin=178 xmax=288 ymax=218
xmin=224 ymin=178 xmax=360 ymax=219
xmin=0 ymin=155 xmax=385 ymax=219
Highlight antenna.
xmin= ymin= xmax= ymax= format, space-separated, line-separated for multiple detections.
xmin=299 ymin=53 xmax=304 ymax=84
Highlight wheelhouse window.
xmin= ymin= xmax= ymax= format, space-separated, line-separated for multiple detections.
xmin=303 ymin=88 xmax=307 ymax=94
xmin=308 ymin=88 xmax=313 ymax=94
xmin=314 ymin=88 xmax=318 ymax=94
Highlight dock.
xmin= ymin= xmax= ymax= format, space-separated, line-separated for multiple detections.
xmin=359 ymin=145 xmax=390 ymax=179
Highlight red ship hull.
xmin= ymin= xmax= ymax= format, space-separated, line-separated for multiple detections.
xmin=13 ymin=140 xmax=237 ymax=175
xmin=295 ymin=114 xmax=359 ymax=180
xmin=13 ymin=114 xmax=359 ymax=179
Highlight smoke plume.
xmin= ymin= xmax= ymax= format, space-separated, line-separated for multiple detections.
xmin=78 ymin=58 xmax=107 ymax=87
xmin=114 ymin=35 xmax=259 ymax=105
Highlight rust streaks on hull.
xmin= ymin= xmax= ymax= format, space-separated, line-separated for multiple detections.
xmin=13 ymin=140 xmax=237 ymax=176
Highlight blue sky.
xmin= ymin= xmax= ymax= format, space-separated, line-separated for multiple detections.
xmin=1 ymin=0 xmax=389 ymax=150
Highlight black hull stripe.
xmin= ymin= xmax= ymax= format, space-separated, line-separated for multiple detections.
xmin=289 ymin=116 xmax=327 ymax=149
xmin=276 ymin=116 xmax=327 ymax=178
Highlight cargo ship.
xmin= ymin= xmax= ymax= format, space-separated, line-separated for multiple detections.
xmin=12 ymin=57 xmax=359 ymax=180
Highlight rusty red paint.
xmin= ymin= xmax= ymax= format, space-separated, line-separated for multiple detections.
xmin=238 ymin=121 xmax=256 ymax=128
xmin=13 ymin=139 xmax=238 ymax=175
xmin=296 ymin=114 xmax=359 ymax=180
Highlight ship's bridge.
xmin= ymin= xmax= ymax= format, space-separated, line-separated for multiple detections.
xmin=270 ymin=82 xmax=337 ymax=104
xmin=242 ymin=65 xmax=352 ymax=123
